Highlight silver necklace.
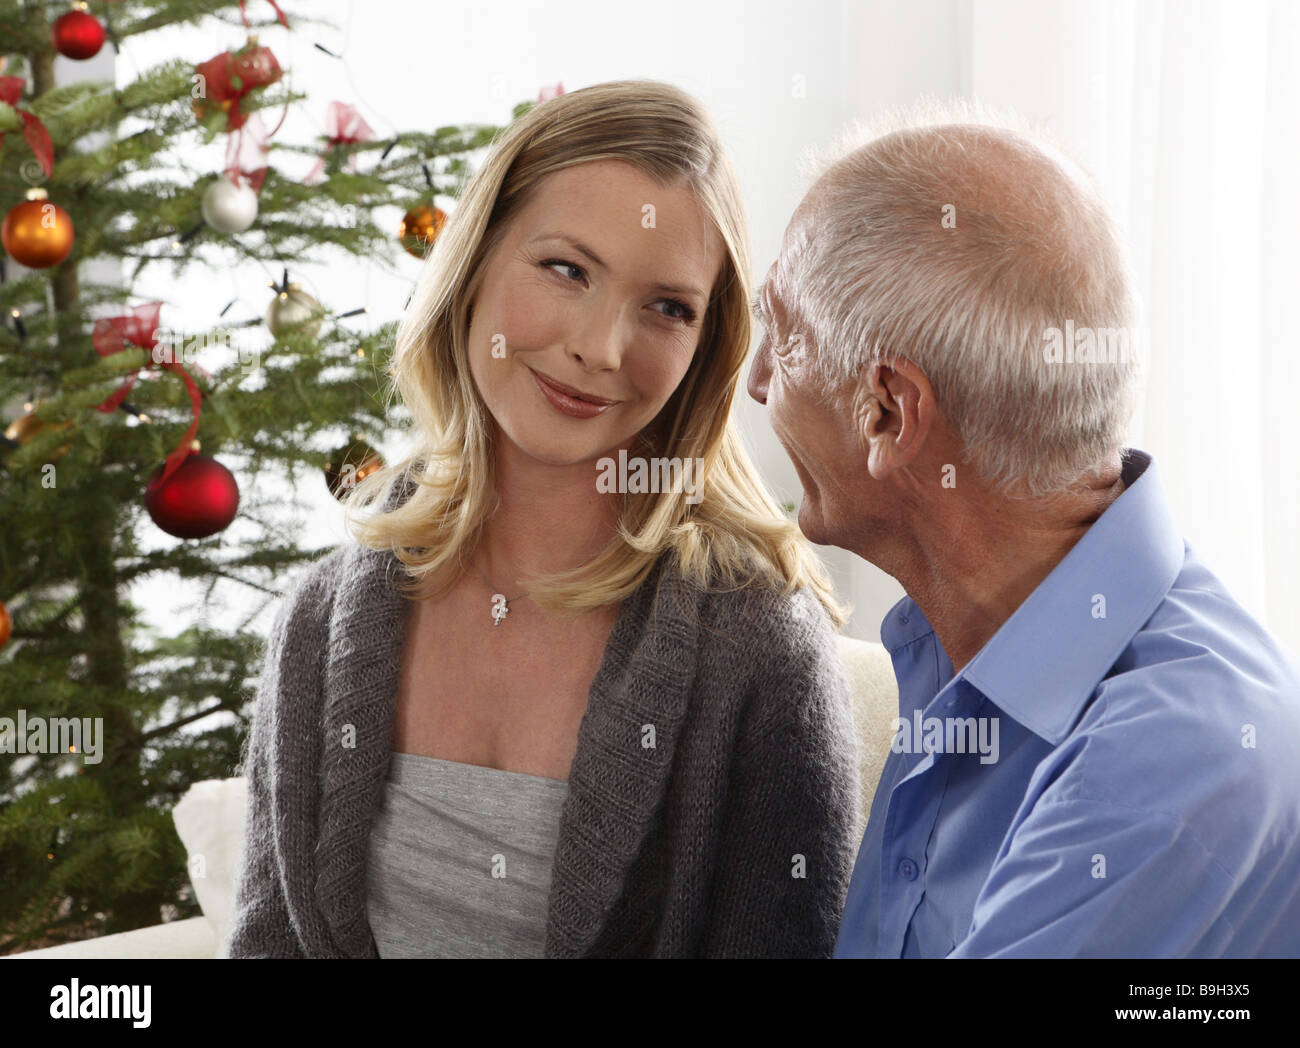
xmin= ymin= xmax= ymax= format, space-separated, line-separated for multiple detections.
xmin=469 ymin=560 xmax=529 ymax=627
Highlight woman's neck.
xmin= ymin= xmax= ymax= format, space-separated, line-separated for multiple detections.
xmin=474 ymin=438 xmax=621 ymax=588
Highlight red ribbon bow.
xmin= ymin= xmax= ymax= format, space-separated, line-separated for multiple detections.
xmin=193 ymin=42 xmax=283 ymax=134
xmin=0 ymin=76 xmax=54 ymax=177
xmin=305 ymin=101 xmax=374 ymax=184
xmin=92 ymin=302 xmax=204 ymax=491
xmin=193 ymin=42 xmax=286 ymax=193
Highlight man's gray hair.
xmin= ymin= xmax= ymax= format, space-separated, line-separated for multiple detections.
xmin=784 ymin=97 xmax=1144 ymax=498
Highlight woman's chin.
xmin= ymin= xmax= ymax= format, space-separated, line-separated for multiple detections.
xmin=497 ymin=425 xmax=618 ymax=472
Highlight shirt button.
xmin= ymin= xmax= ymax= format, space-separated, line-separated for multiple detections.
xmin=898 ymin=858 xmax=918 ymax=881
xmin=899 ymin=615 xmax=910 ymax=625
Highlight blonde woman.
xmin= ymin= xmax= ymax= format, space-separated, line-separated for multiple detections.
xmin=228 ymin=79 xmax=860 ymax=959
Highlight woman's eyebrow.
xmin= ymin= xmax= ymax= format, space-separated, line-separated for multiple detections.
xmin=536 ymin=231 xmax=608 ymax=270
xmin=534 ymin=231 xmax=708 ymax=301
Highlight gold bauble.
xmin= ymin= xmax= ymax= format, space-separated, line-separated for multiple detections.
xmin=323 ymin=439 xmax=383 ymax=500
xmin=265 ymin=283 xmax=324 ymax=338
xmin=4 ymin=409 xmax=75 ymax=464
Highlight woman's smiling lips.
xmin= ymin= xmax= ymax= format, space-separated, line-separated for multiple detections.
xmin=528 ymin=367 xmax=619 ymax=419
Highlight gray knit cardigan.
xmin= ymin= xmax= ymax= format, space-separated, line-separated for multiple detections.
xmin=228 ymin=493 xmax=861 ymax=958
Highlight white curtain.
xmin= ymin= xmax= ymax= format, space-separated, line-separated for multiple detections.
xmin=1079 ymin=0 xmax=1300 ymax=664
xmin=841 ymin=0 xmax=1300 ymax=660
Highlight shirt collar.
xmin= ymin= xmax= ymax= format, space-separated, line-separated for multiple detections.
xmin=879 ymin=448 xmax=1185 ymax=744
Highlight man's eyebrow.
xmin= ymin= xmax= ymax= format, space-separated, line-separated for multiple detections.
xmin=535 ymin=231 xmax=708 ymax=301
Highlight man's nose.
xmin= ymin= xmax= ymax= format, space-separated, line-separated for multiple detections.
xmin=747 ymin=335 xmax=772 ymax=404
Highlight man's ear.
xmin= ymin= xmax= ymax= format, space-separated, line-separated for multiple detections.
xmin=861 ymin=359 xmax=934 ymax=481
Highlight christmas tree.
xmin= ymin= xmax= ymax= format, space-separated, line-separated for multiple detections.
xmin=0 ymin=0 xmax=522 ymax=951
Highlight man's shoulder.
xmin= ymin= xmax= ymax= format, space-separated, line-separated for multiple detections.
xmin=1103 ymin=552 xmax=1300 ymax=736
xmin=1042 ymin=564 xmax=1300 ymax=876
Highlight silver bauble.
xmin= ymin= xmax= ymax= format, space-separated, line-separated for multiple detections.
xmin=201 ymin=175 xmax=258 ymax=234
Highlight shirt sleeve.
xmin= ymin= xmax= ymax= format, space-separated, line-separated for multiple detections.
xmin=699 ymin=593 xmax=862 ymax=958
xmin=947 ymin=797 xmax=1239 ymax=958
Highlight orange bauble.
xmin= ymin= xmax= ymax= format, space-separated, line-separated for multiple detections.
xmin=2 ymin=189 xmax=75 ymax=269
xmin=399 ymin=203 xmax=447 ymax=258
xmin=0 ymin=599 xmax=10 ymax=650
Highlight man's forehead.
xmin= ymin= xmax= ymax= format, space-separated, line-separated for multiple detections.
xmin=755 ymin=196 xmax=823 ymax=316
xmin=776 ymin=202 xmax=820 ymax=278
xmin=762 ymin=249 xmax=800 ymax=310
xmin=783 ymin=203 xmax=819 ymax=258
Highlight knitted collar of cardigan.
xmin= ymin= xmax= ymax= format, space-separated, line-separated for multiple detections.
xmin=307 ymin=485 xmax=706 ymax=957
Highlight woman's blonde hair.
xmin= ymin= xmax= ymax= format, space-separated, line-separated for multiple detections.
xmin=344 ymin=78 xmax=847 ymax=627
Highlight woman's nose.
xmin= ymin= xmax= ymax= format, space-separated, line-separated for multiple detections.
xmin=567 ymin=311 xmax=628 ymax=372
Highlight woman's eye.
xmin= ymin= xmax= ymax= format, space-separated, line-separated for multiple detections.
xmin=543 ymin=257 xmax=697 ymax=325
xmin=654 ymin=299 xmax=697 ymax=324
xmin=542 ymin=259 xmax=585 ymax=282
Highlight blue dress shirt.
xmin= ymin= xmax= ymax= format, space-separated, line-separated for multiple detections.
xmin=834 ymin=448 xmax=1300 ymax=958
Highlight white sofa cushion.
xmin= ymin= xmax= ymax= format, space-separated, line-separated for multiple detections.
xmin=835 ymin=634 xmax=900 ymax=838
xmin=171 ymin=777 xmax=249 ymax=958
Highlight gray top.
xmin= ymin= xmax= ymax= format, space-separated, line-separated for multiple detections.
xmin=365 ymin=752 xmax=568 ymax=958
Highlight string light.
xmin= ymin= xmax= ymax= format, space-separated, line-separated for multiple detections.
xmin=119 ymin=401 xmax=150 ymax=424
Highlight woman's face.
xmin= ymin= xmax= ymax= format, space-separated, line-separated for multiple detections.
xmin=466 ymin=159 xmax=725 ymax=468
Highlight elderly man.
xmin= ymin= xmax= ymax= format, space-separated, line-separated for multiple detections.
xmin=747 ymin=104 xmax=1300 ymax=958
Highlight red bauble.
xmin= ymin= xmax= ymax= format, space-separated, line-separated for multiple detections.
xmin=52 ymin=10 xmax=106 ymax=61
xmin=145 ymin=451 xmax=239 ymax=539
xmin=0 ymin=599 xmax=11 ymax=650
